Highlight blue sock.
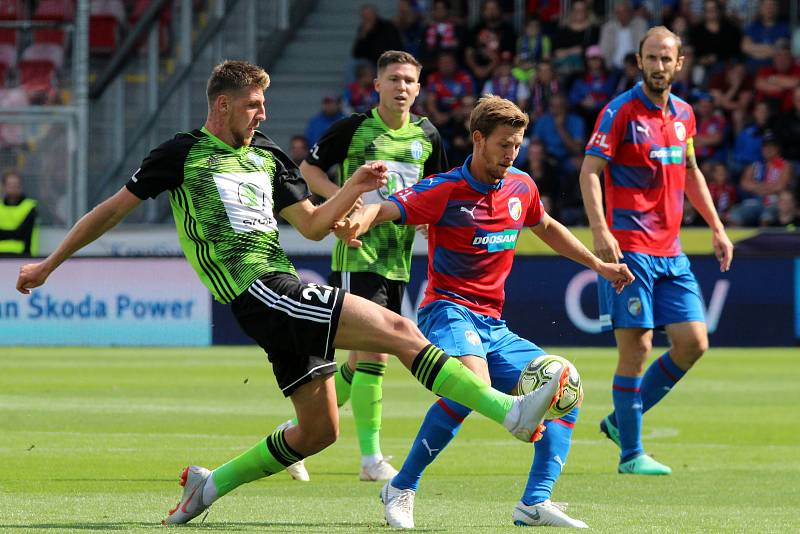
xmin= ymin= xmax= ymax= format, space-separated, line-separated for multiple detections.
xmin=522 ymin=407 xmax=579 ymax=505
xmin=612 ymin=375 xmax=644 ymax=462
xmin=392 ymin=398 xmax=471 ymax=491
xmin=608 ymin=352 xmax=687 ymax=427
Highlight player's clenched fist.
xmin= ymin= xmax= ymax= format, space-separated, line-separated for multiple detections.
xmin=347 ymin=161 xmax=388 ymax=194
xmin=16 ymin=262 xmax=51 ymax=294
xmin=596 ymin=262 xmax=635 ymax=294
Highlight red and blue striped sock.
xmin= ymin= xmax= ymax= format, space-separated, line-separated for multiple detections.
xmin=613 ymin=375 xmax=644 ymax=462
xmin=608 ymin=352 xmax=686 ymax=427
xmin=391 ymin=398 xmax=471 ymax=491
xmin=522 ymin=407 xmax=579 ymax=505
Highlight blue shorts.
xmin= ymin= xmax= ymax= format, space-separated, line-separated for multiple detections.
xmin=417 ymin=300 xmax=546 ymax=394
xmin=598 ymin=251 xmax=705 ymax=332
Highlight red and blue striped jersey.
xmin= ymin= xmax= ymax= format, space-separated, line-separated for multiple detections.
xmin=389 ymin=156 xmax=544 ymax=318
xmin=585 ymin=82 xmax=696 ymax=256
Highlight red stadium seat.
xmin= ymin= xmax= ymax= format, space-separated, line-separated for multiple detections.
xmin=19 ymin=59 xmax=55 ymax=93
xmin=90 ymin=0 xmax=127 ymax=55
xmin=32 ymin=0 xmax=76 ymax=46
xmin=128 ymin=0 xmax=172 ymax=54
xmin=0 ymin=62 xmax=7 ymax=86
xmin=0 ymin=0 xmax=21 ymax=50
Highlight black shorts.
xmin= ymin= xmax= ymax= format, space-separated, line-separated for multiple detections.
xmin=231 ymin=272 xmax=345 ymax=397
xmin=328 ymin=271 xmax=406 ymax=315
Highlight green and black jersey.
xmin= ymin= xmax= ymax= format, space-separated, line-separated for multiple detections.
xmin=306 ymin=108 xmax=447 ymax=282
xmin=126 ymin=128 xmax=310 ymax=303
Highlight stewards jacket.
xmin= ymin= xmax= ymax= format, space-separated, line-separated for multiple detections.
xmin=0 ymin=196 xmax=38 ymax=257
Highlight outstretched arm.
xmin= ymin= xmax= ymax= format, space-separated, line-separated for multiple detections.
xmin=531 ymin=213 xmax=634 ymax=293
xmin=333 ymin=201 xmax=402 ymax=247
xmin=281 ymin=161 xmax=387 ymax=240
xmin=16 ymin=186 xmax=142 ymax=294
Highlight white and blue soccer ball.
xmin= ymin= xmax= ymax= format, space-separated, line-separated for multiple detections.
xmin=517 ymin=354 xmax=583 ymax=419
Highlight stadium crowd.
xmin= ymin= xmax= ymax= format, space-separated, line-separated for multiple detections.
xmin=302 ymin=0 xmax=800 ymax=228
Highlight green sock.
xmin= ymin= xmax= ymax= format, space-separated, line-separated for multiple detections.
xmin=412 ymin=344 xmax=513 ymax=425
xmin=351 ymin=361 xmax=386 ymax=457
xmin=335 ymin=361 xmax=355 ymax=407
xmin=211 ymin=428 xmax=303 ymax=498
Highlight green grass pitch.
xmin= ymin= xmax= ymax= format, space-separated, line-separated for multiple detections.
xmin=1 ymin=347 xmax=798 ymax=533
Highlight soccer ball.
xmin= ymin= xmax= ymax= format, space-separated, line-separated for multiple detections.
xmin=517 ymin=355 xmax=583 ymax=419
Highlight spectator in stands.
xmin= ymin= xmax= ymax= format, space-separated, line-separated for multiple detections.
xmin=443 ymin=94 xmax=476 ymax=164
xmin=0 ymin=171 xmax=38 ymax=257
xmin=754 ymin=40 xmax=800 ymax=113
xmin=527 ymin=59 xmax=559 ymax=120
xmin=688 ymin=0 xmax=742 ymax=75
xmin=731 ymin=132 xmax=793 ymax=226
xmin=522 ymin=138 xmax=559 ymax=216
xmin=707 ymin=161 xmax=737 ymax=222
xmin=693 ymin=92 xmax=727 ymax=162
xmin=530 ymin=93 xmax=585 ymax=174
xmin=742 ymin=0 xmax=791 ymax=70
xmin=352 ymin=4 xmax=404 ymax=66
xmin=421 ymin=0 xmax=465 ymax=74
xmin=551 ymin=0 xmax=598 ymax=76
xmin=344 ymin=63 xmax=379 ymax=114
xmin=667 ymin=14 xmax=690 ymax=46
xmin=598 ymin=0 xmax=648 ymax=71
xmin=288 ymin=135 xmax=309 ymax=166
xmin=766 ymin=190 xmax=800 ymax=228
xmin=424 ymin=50 xmax=475 ymax=128
xmin=464 ymin=0 xmax=516 ymax=91
xmin=613 ymin=52 xmax=641 ymax=94
xmin=732 ymin=100 xmax=773 ymax=173
xmin=305 ymin=95 xmax=345 ymax=147
xmin=513 ymin=17 xmax=551 ymax=83
xmin=394 ymin=0 xmax=425 ymax=58
xmin=526 ymin=0 xmax=560 ymax=35
xmin=482 ymin=51 xmax=529 ymax=110
xmin=669 ymin=44 xmax=699 ymax=101
xmin=709 ymin=60 xmax=754 ymax=116
xmin=774 ymin=86 xmax=800 ymax=163
xmin=569 ymin=44 xmax=616 ymax=129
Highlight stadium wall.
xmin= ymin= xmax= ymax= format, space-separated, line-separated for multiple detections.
xmin=1 ymin=256 xmax=797 ymax=347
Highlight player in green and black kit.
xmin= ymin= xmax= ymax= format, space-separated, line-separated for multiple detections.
xmin=298 ymin=50 xmax=447 ymax=481
xmin=15 ymin=61 xmax=565 ymax=526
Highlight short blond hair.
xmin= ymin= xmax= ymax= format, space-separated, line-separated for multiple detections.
xmin=638 ymin=26 xmax=683 ymax=58
xmin=207 ymin=60 xmax=270 ymax=104
xmin=469 ymin=95 xmax=529 ymax=137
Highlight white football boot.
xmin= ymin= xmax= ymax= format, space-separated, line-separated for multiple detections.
xmin=512 ymin=500 xmax=589 ymax=528
xmin=163 ymin=465 xmax=211 ymax=525
xmin=380 ymin=481 xmax=415 ymax=529
xmin=504 ymin=366 xmax=569 ymax=442
xmin=360 ymin=456 xmax=399 ymax=481
xmin=276 ymin=419 xmax=310 ymax=481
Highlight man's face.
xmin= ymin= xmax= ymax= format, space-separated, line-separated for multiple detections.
xmin=376 ymin=62 xmax=420 ymax=115
xmin=222 ymin=86 xmax=266 ymax=147
xmin=474 ymin=124 xmax=524 ymax=182
xmin=289 ymin=139 xmax=308 ymax=162
xmin=3 ymin=174 xmax=22 ymax=198
xmin=482 ymin=1 xmax=501 ymax=23
xmin=637 ymin=34 xmax=683 ymax=95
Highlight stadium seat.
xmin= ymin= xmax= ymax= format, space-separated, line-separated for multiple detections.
xmin=90 ymin=0 xmax=127 ymax=55
xmin=32 ymin=0 xmax=76 ymax=47
xmin=0 ymin=0 xmax=21 ymax=67
xmin=0 ymin=62 xmax=7 ymax=86
xmin=0 ymin=87 xmax=29 ymax=146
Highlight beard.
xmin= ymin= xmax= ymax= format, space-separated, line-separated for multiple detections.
xmin=643 ymin=70 xmax=673 ymax=94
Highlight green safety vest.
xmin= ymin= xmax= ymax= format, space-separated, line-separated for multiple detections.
xmin=0 ymin=198 xmax=39 ymax=255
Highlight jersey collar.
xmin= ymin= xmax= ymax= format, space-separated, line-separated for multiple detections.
xmin=371 ymin=107 xmax=410 ymax=132
xmin=633 ymin=81 xmax=677 ymax=116
xmin=461 ymin=155 xmax=504 ymax=194
xmin=200 ymin=126 xmax=248 ymax=154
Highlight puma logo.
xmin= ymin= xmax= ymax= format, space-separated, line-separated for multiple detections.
xmin=636 ymin=124 xmax=650 ymax=136
xmin=460 ymin=206 xmax=477 ymax=218
xmin=421 ymin=438 xmax=440 ymax=457
xmin=554 ymin=455 xmax=566 ymax=472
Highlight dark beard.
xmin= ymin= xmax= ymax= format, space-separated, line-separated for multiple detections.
xmin=644 ymin=72 xmax=672 ymax=95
